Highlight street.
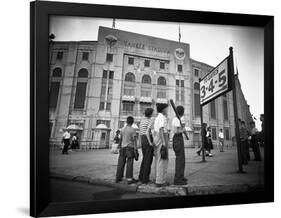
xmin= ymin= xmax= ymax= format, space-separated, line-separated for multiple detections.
xmin=50 ymin=146 xmax=264 ymax=189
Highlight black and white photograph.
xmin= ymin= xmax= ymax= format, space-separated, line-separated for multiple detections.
xmin=48 ymin=16 xmax=266 ymax=202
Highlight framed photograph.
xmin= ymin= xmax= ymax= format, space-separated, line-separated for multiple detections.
xmin=30 ymin=1 xmax=274 ymax=217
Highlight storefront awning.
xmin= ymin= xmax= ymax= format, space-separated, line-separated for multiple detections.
xmin=122 ymin=95 xmax=135 ymax=102
xmin=140 ymin=97 xmax=152 ymax=103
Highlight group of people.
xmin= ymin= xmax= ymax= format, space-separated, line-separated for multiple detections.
xmin=239 ymin=115 xmax=264 ymax=165
xmin=196 ymin=126 xmax=225 ymax=157
xmin=115 ymin=103 xmax=188 ymax=186
xmin=61 ymin=131 xmax=80 ymax=154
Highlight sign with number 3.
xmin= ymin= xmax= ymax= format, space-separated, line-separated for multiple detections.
xmin=200 ymin=57 xmax=230 ymax=105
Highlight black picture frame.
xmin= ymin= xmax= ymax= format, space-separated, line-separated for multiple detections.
xmin=30 ymin=1 xmax=274 ymax=217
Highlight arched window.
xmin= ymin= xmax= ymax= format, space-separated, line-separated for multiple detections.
xmin=78 ymin=68 xmax=88 ymax=78
xmin=141 ymin=75 xmax=151 ymax=84
xmin=194 ymin=82 xmax=200 ymax=90
xmin=52 ymin=67 xmax=62 ymax=77
xmin=125 ymin=72 xmax=135 ymax=82
xmin=74 ymin=69 xmax=88 ymax=109
xmin=157 ymin=76 xmax=166 ymax=86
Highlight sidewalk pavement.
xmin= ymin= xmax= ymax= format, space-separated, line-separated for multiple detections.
xmin=50 ymin=146 xmax=264 ymax=196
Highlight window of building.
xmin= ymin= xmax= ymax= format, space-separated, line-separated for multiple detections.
xmin=99 ymin=101 xmax=105 ymax=110
xmin=144 ymin=60 xmax=150 ymax=67
xmin=194 ymin=82 xmax=200 ymax=90
xmin=210 ymin=100 xmax=216 ymax=119
xmin=157 ymin=91 xmax=166 ymax=98
xmin=123 ymin=102 xmax=134 ymax=113
xmin=194 ymin=93 xmax=200 ymax=117
xmin=223 ymin=99 xmax=229 ymax=121
xmin=176 ymin=79 xmax=179 ymax=87
xmin=141 ymin=89 xmax=151 ymax=97
xmin=224 ymin=128 xmax=230 ymax=140
xmin=141 ymin=74 xmax=151 ymax=84
xmin=56 ymin=51 xmax=63 ymax=60
xmin=177 ymin=64 xmax=183 ymax=72
xmin=124 ymin=87 xmax=135 ymax=96
xmin=128 ymin=57 xmax=134 ymax=65
xmin=82 ymin=52 xmax=89 ymax=61
xmin=106 ymin=53 xmax=113 ymax=62
xmin=52 ymin=68 xmax=62 ymax=77
xmin=49 ymin=81 xmax=60 ymax=109
xmin=106 ymin=102 xmax=111 ymax=111
xmin=102 ymin=70 xmax=107 ymax=79
xmin=78 ymin=68 xmax=88 ymax=78
xmin=211 ymin=127 xmax=217 ymax=140
xmin=157 ymin=76 xmax=166 ymax=86
xmin=181 ymin=80 xmax=184 ymax=87
xmin=125 ymin=72 xmax=135 ymax=82
xmin=74 ymin=68 xmax=88 ymax=109
xmin=109 ymin=71 xmax=114 ymax=79
xmin=194 ymin=69 xmax=199 ymax=77
xmin=160 ymin=62 xmax=165 ymax=69
xmin=74 ymin=82 xmax=87 ymax=109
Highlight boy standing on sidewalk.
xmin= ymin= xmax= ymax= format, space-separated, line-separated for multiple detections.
xmin=115 ymin=116 xmax=138 ymax=184
xmin=172 ymin=105 xmax=187 ymax=185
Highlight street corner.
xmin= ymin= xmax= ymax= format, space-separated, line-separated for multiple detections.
xmin=137 ymin=183 xmax=188 ymax=196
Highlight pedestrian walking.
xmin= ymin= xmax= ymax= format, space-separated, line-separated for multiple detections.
xmin=196 ymin=123 xmax=208 ymax=156
xmin=138 ymin=108 xmax=155 ymax=184
xmin=250 ymin=121 xmax=262 ymax=161
xmin=153 ymin=103 xmax=169 ymax=187
xmin=218 ymin=129 xmax=224 ymax=152
xmin=239 ymin=120 xmax=250 ymax=165
xmin=172 ymin=105 xmax=187 ymax=185
xmin=115 ymin=116 xmax=138 ymax=184
xmin=111 ymin=130 xmax=121 ymax=154
xmin=206 ymin=127 xmax=213 ymax=157
xmin=62 ymin=129 xmax=71 ymax=154
xmin=71 ymin=134 xmax=79 ymax=150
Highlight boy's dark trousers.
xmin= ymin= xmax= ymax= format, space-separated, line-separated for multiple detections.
xmin=116 ymin=146 xmax=134 ymax=181
xmin=62 ymin=139 xmax=70 ymax=154
xmin=172 ymin=133 xmax=185 ymax=183
xmin=138 ymin=135 xmax=154 ymax=183
xmin=240 ymin=139 xmax=248 ymax=164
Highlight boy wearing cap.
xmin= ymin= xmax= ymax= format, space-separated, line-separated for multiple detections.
xmin=153 ymin=103 xmax=169 ymax=187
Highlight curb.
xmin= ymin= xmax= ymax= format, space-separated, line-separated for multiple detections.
xmin=50 ymin=173 xmax=263 ymax=196
xmin=50 ymin=173 xmax=138 ymax=193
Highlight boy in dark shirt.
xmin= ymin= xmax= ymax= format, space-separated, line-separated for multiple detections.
xmin=115 ymin=116 xmax=138 ymax=184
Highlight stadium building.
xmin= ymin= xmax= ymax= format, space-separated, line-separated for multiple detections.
xmin=49 ymin=26 xmax=253 ymax=148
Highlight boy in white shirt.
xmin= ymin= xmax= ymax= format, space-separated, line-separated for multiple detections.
xmin=171 ymin=105 xmax=187 ymax=185
xmin=218 ymin=129 xmax=224 ymax=152
xmin=153 ymin=103 xmax=169 ymax=187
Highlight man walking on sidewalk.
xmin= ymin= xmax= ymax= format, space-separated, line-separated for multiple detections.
xmin=62 ymin=129 xmax=71 ymax=154
xmin=219 ymin=129 xmax=224 ymax=152
xmin=115 ymin=116 xmax=138 ymax=184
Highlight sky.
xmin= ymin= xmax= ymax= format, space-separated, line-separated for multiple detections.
xmin=50 ymin=16 xmax=264 ymax=129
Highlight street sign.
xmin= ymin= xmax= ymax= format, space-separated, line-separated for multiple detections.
xmin=200 ymin=57 xmax=230 ymax=105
